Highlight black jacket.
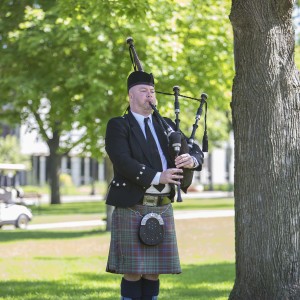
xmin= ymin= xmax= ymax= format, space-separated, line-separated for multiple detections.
xmin=105 ymin=110 xmax=203 ymax=207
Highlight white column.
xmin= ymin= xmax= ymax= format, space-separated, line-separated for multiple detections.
xmin=61 ymin=156 xmax=68 ymax=174
xmin=39 ymin=156 xmax=46 ymax=186
xmin=200 ymin=157 xmax=210 ymax=185
xmin=98 ymin=161 xmax=104 ymax=181
xmin=71 ymin=157 xmax=81 ymax=186
xmin=211 ymin=148 xmax=227 ymax=185
xmin=31 ymin=156 xmax=38 ymax=185
xmin=84 ymin=157 xmax=90 ymax=184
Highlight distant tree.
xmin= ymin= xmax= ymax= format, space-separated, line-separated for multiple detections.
xmin=0 ymin=0 xmax=151 ymax=204
xmin=229 ymin=1 xmax=300 ymax=298
xmin=0 ymin=135 xmax=30 ymax=167
xmin=0 ymin=0 xmax=233 ymax=204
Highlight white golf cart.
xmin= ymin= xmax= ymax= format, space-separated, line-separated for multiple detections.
xmin=0 ymin=163 xmax=33 ymax=229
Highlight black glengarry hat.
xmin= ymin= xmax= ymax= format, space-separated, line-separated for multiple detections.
xmin=127 ymin=71 xmax=154 ymax=91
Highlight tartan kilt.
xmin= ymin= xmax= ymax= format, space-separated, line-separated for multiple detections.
xmin=106 ymin=203 xmax=181 ymax=274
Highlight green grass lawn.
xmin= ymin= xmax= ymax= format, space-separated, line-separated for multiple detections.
xmin=0 ymin=199 xmax=235 ymax=299
xmin=31 ymin=198 xmax=234 ymax=215
xmin=29 ymin=198 xmax=234 ymax=224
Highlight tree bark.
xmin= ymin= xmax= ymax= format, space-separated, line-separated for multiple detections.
xmin=229 ymin=1 xmax=300 ymax=299
xmin=47 ymin=130 xmax=61 ymax=205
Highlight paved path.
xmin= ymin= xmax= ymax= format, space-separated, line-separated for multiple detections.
xmin=174 ymin=209 xmax=234 ymax=220
xmin=28 ymin=219 xmax=106 ymax=230
xmin=27 ymin=209 xmax=234 ymax=230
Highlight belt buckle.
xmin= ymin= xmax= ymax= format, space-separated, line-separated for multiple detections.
xmin=143 ymin=195 xmax=158 ymax=206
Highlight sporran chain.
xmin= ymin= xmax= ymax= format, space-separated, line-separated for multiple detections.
xmin=128 ymin=203 xmax=171 ymax=218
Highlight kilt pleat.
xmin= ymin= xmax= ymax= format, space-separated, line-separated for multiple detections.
xmin=106 ymin=204 xmax=181 ymax=274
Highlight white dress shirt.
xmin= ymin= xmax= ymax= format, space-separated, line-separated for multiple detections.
xmin=131 ymin=111 xmax=171 ymax=194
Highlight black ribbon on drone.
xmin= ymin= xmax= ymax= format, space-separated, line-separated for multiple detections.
xmin=127 ymin=37 xmax=208 ymax=202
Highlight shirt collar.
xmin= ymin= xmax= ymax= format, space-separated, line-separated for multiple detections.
xmin=131 ymin=111 xmax=153 ymax=126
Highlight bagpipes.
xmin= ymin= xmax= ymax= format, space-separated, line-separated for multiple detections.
xmin=127 ymin=37 xmax=208 ymax=202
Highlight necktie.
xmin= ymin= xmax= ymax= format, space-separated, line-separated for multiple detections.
xmin=144 ymin=117 xmax=165 ymax=192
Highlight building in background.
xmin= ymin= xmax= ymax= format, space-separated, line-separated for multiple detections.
xmin=18 ymin=124 xmax=104 ymax=187
xmin=17 ymin=123 xmax=234 ymax=190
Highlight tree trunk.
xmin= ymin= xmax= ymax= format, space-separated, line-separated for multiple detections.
xmin=48 ymin=130 xmax=61 ymax=205
xmin=104 ymin=156 xmax=114 ymax=231
xmin=229 ymin=1 xmax=300 ymax=299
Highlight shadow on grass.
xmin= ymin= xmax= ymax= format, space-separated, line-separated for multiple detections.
xmin=0 ymin=228 xmax=108 ymax=242
xmin=0 ymin=263 xmax=234 ymax=299
xmin=0 ymin=280 xmax=107 ymax=300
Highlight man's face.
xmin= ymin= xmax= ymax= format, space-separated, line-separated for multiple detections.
xmin=129 ymin=84 xmax=157 ymax=116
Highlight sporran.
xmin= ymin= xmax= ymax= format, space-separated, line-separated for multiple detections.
xmin=138 ymin=212 xmax=165 ymax=246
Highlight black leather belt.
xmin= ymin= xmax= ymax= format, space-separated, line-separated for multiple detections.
xmin=140 ymin=194 xmax=171 ymax=207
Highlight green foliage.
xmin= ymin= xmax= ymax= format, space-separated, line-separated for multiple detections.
xmin=22 ymin=184 xmax=50 ymax=194
xmin=0 ymin=135 xmax=31 ymax=168
xmin=203 ymin=183 xmax=234 ymax=192
xmin=144 ymin=0 xmax=234 ymax=144
xmin=0 ymin=0 xmax=233 ymax=157
xmin=59 ymin=173 xmax=73 ymax=187
xmin=22 ymin=181 xmax=107 ymax=196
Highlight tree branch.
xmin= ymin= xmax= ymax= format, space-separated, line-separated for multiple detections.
xmin=31 ymin=110 xmax=51 ymax=142
xmin=60 ymin=134 xmax=87 ymax=156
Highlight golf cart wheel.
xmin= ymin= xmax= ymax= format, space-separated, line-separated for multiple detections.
xmin=15 ymin=214 xmax=29 ymax=229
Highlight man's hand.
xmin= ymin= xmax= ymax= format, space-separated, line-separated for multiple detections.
xmin=175 ymin=153 xmax=195 ymax=169
xmin=159 ymin=168 xmax=183 ymax=185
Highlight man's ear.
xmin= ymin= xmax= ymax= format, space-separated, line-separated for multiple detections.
xmin=128 ymin=91 xmax=133 ymax=100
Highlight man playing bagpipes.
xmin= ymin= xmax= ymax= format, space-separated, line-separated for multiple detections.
xmin=105 ymin=38 xmax=205 ymax=300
